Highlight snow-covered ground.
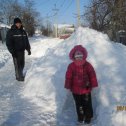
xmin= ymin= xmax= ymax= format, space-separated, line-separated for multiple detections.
xmin=0 ymin=28 xmax=126 ymax=126
xmin=0 ymin=42 xmax=10 ymax=68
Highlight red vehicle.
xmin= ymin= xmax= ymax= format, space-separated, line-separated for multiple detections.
xmin=60 ymin=34 xmax=71 ymax=39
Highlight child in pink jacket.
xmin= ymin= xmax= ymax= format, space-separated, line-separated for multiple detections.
xmin=65 ymin=45 xmax=98 ymax=126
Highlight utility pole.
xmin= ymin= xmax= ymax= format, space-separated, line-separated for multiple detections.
xmin=52 ymin=4 xmax=59 ymax=38
xmin=46 ymin=14 xmax=49 ymax=36
xmin=76 ymin=0 xmax=81 ymax=27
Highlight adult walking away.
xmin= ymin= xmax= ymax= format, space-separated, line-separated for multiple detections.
xmin=65 ymin=45 xmax=98 ymax=126
xmin=6 ymin=18 xmax=31 ymax=81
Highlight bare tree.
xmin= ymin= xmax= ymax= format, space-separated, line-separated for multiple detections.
xmin=0 ymin=0 xmax=17 ymax=24
xmin=0 ymin=0 xmax=40 ymax=36
xmin=22 ymin=0 xmax=40 ymax=36
xmin=84 ymin=0 xmax=112 ymax=31
xmin=84 ymin=0 xmax=126 ymax=40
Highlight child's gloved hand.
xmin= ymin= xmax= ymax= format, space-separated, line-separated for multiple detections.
xmin=83 ymin=82 xmax=91 ymax=89
xmin=86 ymin=85 xmax=90 ymax=89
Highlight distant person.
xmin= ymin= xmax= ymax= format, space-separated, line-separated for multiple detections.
xmin=6 ymin=17 xmax=31 ymax=81
xmin=65 ymin=45 xmax=98 ymax=126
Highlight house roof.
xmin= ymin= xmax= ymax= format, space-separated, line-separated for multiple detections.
xmin=0 ymin=22 xmax=10 ymax=29
xmin=54 ymin=24 xmax=74 ymax=29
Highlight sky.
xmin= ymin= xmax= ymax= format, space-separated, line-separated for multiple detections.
xmin=20 ymin=0 xmax=90 ymax=25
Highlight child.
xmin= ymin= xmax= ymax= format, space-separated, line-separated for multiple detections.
xmin=65 ymin=45 xmax=98 ymax=126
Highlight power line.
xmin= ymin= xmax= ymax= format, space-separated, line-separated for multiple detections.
xmin=60 ymin=0 xmax=66 ymax=8
xmin=55 ymin=0 xmax=59 ymax=4
xmin=43 ymin=14 xmax=56 ymax=19
xmin=36 ymin=0 xmax=51 ymax=6
xmin=34 ymin=0 xmax=73 ymax=19
xmin=35 ymin=0 xmax=75 ymax=25
xmin=59 ymin=0 xmax=73 ymax=16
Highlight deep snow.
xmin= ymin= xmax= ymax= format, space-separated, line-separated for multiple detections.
xmin=0 ymin=43 xmax=10 ymax=68
xmin=0 ymin=27 xmax=126 ymax=126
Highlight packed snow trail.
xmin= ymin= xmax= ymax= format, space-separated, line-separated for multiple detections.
xmin=0 ymin=43 xmax=10 ymax=68
xmin=0 ymin=59 xmax=59 ymax=126
xmin=0 ymin=36 xmax=63 ymax=126
xmin=0 ymin=58 xmax=43 ymax=126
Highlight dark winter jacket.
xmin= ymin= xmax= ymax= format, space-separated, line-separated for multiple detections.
xmin=6 ymin=25 xmax=31 ymax=54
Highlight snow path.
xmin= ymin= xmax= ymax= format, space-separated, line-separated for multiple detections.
xmin=0 ymin=43 xmax=10 ymax=68
xmin=0 ymin=57 xmax=53 ymax=126
xmin=0 ymin=37 xmax=63 ymax=126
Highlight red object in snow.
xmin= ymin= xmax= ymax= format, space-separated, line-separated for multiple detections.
xmin=60 ymin=34 xmax=70 ymax=39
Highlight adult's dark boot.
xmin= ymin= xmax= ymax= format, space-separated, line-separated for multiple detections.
xmin=16 ymin=76 xmax=24 ymax=81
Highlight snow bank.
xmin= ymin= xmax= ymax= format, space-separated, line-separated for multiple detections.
xmin=29 ymin=35 xmax=63 ymax=58
xmin=0 ymin=44 xmax=10 ymax=68
xmin=22 ymin=27 xmax=126 ymax=126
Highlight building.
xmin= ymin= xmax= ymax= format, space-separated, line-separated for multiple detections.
xmin=53 ymin=24 xmax=75 ymax=39
xmin=117 ymin=30 xmax=126 ymax=45
xmin=0 ymin=22 xmax=10 ymax=43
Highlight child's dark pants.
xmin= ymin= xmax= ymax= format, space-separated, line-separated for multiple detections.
xmin=73 ymin=93 xmax=93 ymax=123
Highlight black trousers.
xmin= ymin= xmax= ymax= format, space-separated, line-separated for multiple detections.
xmin=73 ymin=93 xmax=93 ymax=123
xmin=12 ymin=51 xmax=25 ymax=79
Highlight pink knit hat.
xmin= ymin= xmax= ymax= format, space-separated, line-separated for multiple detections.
xmin=69 ymin=45 xmax=88 ymax=61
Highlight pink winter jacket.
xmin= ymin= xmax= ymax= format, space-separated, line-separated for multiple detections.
xmin=65 ymin=61 xmax=98 ymax=94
